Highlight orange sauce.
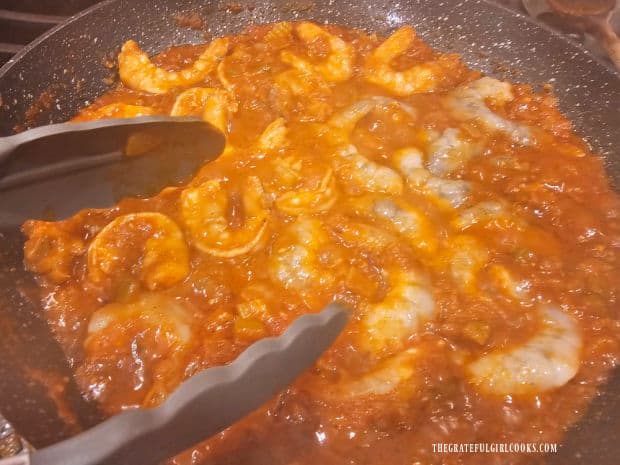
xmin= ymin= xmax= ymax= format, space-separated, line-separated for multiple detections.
xmin=22 ymin=22 xmax=620 ymax=464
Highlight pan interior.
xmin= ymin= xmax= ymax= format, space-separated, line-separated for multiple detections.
xmin=0 ymin=0 xmax=618 ymax=463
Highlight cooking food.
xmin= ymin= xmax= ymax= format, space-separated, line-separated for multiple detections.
xmin=21 ymin=21 xmax=620 ymax=464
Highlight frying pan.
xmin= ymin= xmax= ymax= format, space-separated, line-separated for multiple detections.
xmin=0 ymin=0 xmax=619 ymax=463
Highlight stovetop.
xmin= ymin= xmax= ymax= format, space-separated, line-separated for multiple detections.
xmin=1 ymin=0 xmax=618 ymax=69
xmin=0 ymin=0 xmax=102 ymax=66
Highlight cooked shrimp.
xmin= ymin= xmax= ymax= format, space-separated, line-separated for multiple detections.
xmin=256 ymin=117 xmax=289 ymax=153
xmin=337 ymin=349 xmax=419 ymax=397
xmin=170 ymin=87 xmax=232 ymax=133
xmin=263 ymin=21 xmax=294 ymax=49
xmin=445 ymin=235 xmax=489 ymax=292
xmin=88 ymin=212 xmax=190 ymax=291
xmin=392 ymin=146 xmax=431 ymax=187
xmin=85 ymin=293 xmax=194 ymax=407
xmin=268 ymin=216 xmax=336 ymax=292
xmin=273 ymin=69 xmax=333 ymax=121
xmin=280 ymin=22 xmax=353 ymax=83
xmin=275 ymin=168 xmax=338 ymax=215
xmin=118 ymin=38 xmax=228 ymax=94
xmin=364 ymin=26 xmax=462 ymax=96
xmin=87 ymin=293 xmax=193 ymax=343
xmin=216 ymin=61 xmax=234 ymax=92
xmin=488 ymin=265 xmax=532 ymax=301
xmin=332 ymin=221 xmax=399 ymax=255
xmin=361 ymin=269 xmax=436 ymax=354
xmin=180 ymin=176 xmax=269 ymax=258
xmin=447 ymin=77 xmax=532 ymax=145
xmin=275 ymin=68 xmax=331 ymax=96
xmin=392 ymin=145 xmax=473 ymax=209
xmin=333 ymin=145 xmax=404 ymax=195
xmin=451 ymin=201 xmax=510 ymax=231
xmin=350 ymin=195 xmax=437 ymax=253
xmin=328 ymin=96 xmax=417 ymax=136
xmin=424 ymin=178 xmax=472 ymax=209
xmin=468 ymin=306 xmax=582 ymax=396
xmin=426 ymin=128 xmax=482 ymax=176
xmin=73 ymin=103 xmax=156 ymax=121
xmin=23 ymin=221 xmax=86 ymax=283
xmin=236 ymin=298 xmax=270 ymax=322
xmin=269 ymin=156 xmax=303 ymax=189
xmin=327 ymin=100 xmax=418 ymax=195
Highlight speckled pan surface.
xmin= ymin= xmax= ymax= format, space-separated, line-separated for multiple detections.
xmin=0 ymin=0 xmax=619 ymax=463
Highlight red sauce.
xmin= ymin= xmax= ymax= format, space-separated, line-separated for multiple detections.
xmin=22 ymin=22 xmax=620 ymax=464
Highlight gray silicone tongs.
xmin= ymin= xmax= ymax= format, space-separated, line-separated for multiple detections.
xmin=0 ymin=116 xmax=225 ymax=191
xmin=3 ymin=304 xmax=348 ymax=465
xmin=0 ymin=116 xmax=227 ymax=225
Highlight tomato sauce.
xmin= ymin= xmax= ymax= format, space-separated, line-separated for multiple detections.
xmin=21 ymin=22 xmax=620 ymax=465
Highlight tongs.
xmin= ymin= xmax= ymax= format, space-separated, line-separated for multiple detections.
xmin=1 ymin=305 xmax=348 ymax=465
xmin=0 ymin=116 xmax=226 ymax=224
xmin=0 ymin=117 xmax=348 ymax=464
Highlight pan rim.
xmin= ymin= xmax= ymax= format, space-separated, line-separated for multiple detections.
xmin=0 ymin=0 xmax=618 ymax=81
xmin=0 ymin=0 xmax=116 ymax=77
xmin=481 ymin=0 xmax=620 ymax=78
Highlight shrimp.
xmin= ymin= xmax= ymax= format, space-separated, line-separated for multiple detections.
xmin=364 ymin=26 xmax=463 ymax=96
xmin=332 ymin=220 xmax=399 ymax=255
xmin=350 ymin=195 xmax=437 ymax=254
xmin=336 ymin=349 xmax=419 ymax=398
xmin=87 ymin=293 xmax=193 ymax=344
xmin=361 ymin=269 xmax=436 ymax=354
xmin=70 ymin=102 xmax=160 ymax=155
xmin=263 ymin=21 xmax=294 ymax=49
xmin=280 ymin=22 xmax=354 ymax=83
xmin=426 ymin=128 xmax=482 ymax=176
xmin=468 ymin=306 xmax=582 ymax=396
xmin=118 ymin=38 xmax=228 ymax=94
xmin=85 ymin=293 xmax=194 ymax=408
xmin=256 ymin=117 xmax=289 ymax=153
xmin=444 ymin=235 xmax=489 ymax=293
xmin=23 ymin=221 xmax=86 ymax=283
xmin=180 ymin=176 xmax=269 ymax=258
xmin=326 ymin=100 xmax=419 ymax=195
xmin=447 ymin=77 xmax=532 ymax=145
xmin=333 ymin=145 xmax=404 ymax=195
xmin=392 ymin=144 xmax=473 ymax=209
xmin=87 ymin=212 xmax=190 ymax=291
xmin=392 ymin=146 xmax=431 ymax=187
xmin=488 ymin=265 xmax=532 ymax=301
xmin=269 ymin=156 xmax=303 ymax=189
xmin=216 ymin=61 xmax=234 ymax=92
xmin=275 ymin=68 xmax=331 ymax=96
xmin=424 ymin=177 xmax=472 ymax=209
xmin=274 ymin=69 xmax=333 ymax=121
xmin=170 ymin=87 xmax=233 ymax=133
xmin=328 ymin=96 xmax=417 ymax=137
xmin=73 ymin=103 xmax=156 ymax=121
xmin=275 ymin=168 xmax=338 ymax=215
xmin=451 ymin=201 xmax=511 ymax=231
xmin=268 ymin=216 xmax=336 ymax=292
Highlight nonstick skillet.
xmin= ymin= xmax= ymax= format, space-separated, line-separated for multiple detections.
xmin=0 ymin=0 xmax=619 ymax=464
